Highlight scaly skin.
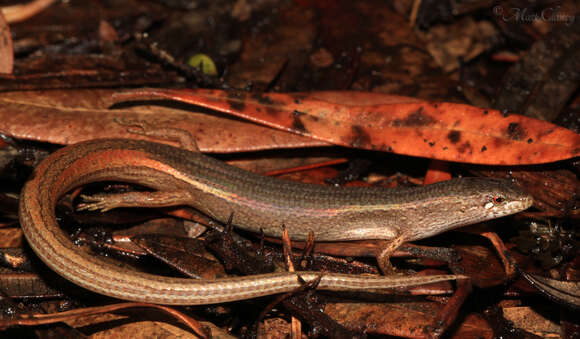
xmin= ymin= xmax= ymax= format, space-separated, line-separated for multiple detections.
xmin=19 ymin=139 xmax=532 ymax=305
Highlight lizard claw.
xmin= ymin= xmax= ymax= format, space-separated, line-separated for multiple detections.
xmin=77 ymin=194 xmax=116 ymax=212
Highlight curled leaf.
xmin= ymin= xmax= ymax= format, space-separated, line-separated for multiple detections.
xmin=520 ymin=271 xmax=580 ymax=310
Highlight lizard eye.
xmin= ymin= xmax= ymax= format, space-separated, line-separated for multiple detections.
xmin=484 ymin=195 xmax=505 ymax=209
xmin=493 ymin=195 xmax=505 ymax=204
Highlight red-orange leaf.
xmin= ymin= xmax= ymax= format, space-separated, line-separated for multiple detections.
xmin=114 ymin=89 xmax=580 ymax=165
xmin=0 ymin=89 xmax=327 ymax=153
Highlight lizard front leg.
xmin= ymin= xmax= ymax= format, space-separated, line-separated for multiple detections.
xmin=376 ymin=234 xmax=407 ymax=274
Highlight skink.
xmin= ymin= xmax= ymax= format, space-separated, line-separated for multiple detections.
xmin=19 ymin=139 xmax=532 ymax=305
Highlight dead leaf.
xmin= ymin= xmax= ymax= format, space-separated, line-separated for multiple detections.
xmin=0 ymin=11 xmax=13 ymax=74
xmin=1 ymin=0 xmax=56 ymax=24
xmin=520 ymin=272 xmax=580 ymax=309
xmin=450 ymin=244 xmax=506 ymax=288
xmin=502 ymin=306 xmax=561 ymax=337
xmin=131 ymin=235 xmax=226 ymax=280
xmin=449 ymin=314 xmax=493 ymax=339
xmin=0 ymin=227 xmax=22 ymax=247
xmin=114 ymin=88 xmax=580 ymax=165
xmin=325 ymin=299 xmax=444 ymax=337
xmin=90 ymin=320 xmax=200 ymax=339
xmin=0 ymin=89 xmax=327 ymax=153
xmin=418 ymin=17 xmax=498 ymax=72
xmin=494 ymin=21 xmax=580 ymax=121
xmin=0 ymin=54 xmax=181 ymax=91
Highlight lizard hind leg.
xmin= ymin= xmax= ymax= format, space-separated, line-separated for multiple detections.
xmin=77 ymin=190 xmax=194 ymax=212
xmin=376 ymin=234 xmax=406 ymax=274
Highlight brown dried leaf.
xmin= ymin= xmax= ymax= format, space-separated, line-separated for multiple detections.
xmin=325 ymin=299 xmax=443 ymax=337
xmin=0 ymin=227 xmax=22 ymax=247
xmin=0 ymin=89 xmax=326 ymax=153
xmin=520 ymin=272 xmax=580 ymax=309
xmin=449 ymin=314 xmax=493 ymax=339
xmin=502 ymin=306 xmax=561 ymax=337
xmin=450 ymin=245 xmax=506 ymax=288
xmin=89 ymin=320 xmax=199 ymax=339
xmin=1 ymin=0 xmax=56 ymax=24
xmin=494 ymin=21 xmax=580 ymax=121
xmin=0 ymin=11 xmax=12 ymax=74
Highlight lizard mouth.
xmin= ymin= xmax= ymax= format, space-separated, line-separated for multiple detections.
xmin=503 ymin=196 xmax=533 ymax=215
